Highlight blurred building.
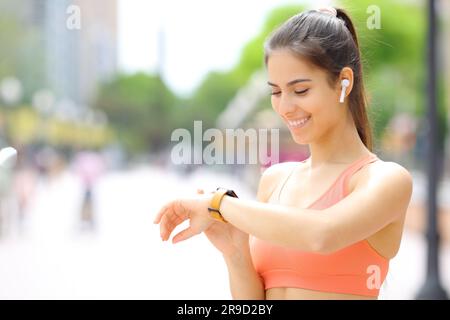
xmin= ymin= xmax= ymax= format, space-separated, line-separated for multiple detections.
xmin=23 ymin=0 xmax=118 ymax=105
xmin=74 ymin=0 xmax=118 ymax=105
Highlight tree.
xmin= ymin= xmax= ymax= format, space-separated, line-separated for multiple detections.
xmin=0 ymin=0 xmax=46 ymax=104
xmin=94 ymin=73 xmax=179 ymax=154
xmin=338 ymin=0 xmax=447 ymax=148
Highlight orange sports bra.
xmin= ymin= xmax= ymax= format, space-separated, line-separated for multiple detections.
xmin=249 ymin=152 xmax=389 ymax=297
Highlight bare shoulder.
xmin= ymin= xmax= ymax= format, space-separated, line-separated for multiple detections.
xmin=369 ymin=159 xmax=412 ymax=185
xmin=351 ymin=158 xmax=413 ymax=206
xmin=256 ymin=161 xmax=300 ymax=203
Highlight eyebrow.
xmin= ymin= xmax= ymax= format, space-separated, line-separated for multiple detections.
xmin=267 ymin=78 xmax=312 ymax=87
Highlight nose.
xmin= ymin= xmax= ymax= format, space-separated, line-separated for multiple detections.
xmin=277 ymin=93 xmax=297 ymax=116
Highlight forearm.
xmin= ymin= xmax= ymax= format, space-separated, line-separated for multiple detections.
xmin=219 ymin=196 xmax=329 ymax=252
xmin=223 ymin=249 xmax=265 ymax=300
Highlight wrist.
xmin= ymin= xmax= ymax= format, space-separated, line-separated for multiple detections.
xmin=208 ymin=188 xmax=238 ymax=223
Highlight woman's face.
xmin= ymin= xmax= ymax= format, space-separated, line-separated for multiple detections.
xmin=267 ymin=49 xmax=345 ymax=145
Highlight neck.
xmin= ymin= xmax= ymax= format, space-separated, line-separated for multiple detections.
xmin=308 ymin=110 xmax=370 ymax=169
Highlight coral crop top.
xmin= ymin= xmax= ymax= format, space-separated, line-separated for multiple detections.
xmin=250 ymin=153 xmax=389 ymax=297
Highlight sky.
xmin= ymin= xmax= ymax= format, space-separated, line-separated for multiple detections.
xmin=117 ymin=0 xmax=331 ymax=97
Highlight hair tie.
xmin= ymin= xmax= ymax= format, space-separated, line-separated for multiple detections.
xmin=316 ymin=7 xmax=337 ymax=17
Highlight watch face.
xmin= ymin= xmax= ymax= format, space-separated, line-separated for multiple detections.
xmin=226 ymin=190 xmax=238 ymax=198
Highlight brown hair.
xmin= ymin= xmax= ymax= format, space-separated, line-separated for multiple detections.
xmin=264 ymin=8 xmax=373 ymax=151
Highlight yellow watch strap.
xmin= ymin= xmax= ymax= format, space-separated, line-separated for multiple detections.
xmin=208 ymin=188 xmax=229 ymax=223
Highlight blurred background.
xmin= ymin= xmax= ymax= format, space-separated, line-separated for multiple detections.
xmin=0 ymin=0 xmax=449 ymax=299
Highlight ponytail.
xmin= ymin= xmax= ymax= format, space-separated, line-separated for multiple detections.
xmin=336 ymin=8 xmax=373 ymax=151
xmin=336 ymin=8 xmax=360 ymax=49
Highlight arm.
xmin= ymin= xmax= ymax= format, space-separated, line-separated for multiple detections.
xmin=221 ymin=167 xmax=281 ymax=300
xmin=219 ymin=162 xmax=413 ymax=254
xmin=223 ymin=246 xmax=265 ymax=300
xmin=156 ymin=163 xmax=412 ymax=278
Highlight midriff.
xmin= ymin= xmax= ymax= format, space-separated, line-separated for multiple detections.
xmin=265 ymin=287 xmax=377 ymax=300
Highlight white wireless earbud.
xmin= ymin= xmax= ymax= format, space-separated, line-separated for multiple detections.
xmin=0 ymin=147 xmax=17 ymax=168
xmin=340 ymin=79 xmax=350 ymax=103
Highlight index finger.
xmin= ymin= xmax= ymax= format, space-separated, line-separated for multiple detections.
xmin=153 ymin=201 xmax=172 ymax=224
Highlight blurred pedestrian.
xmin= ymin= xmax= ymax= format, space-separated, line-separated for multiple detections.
xmin=73 ymin=150 xmax=105 ymax=232
xmin=12 ymin=153 xmax=37 ymax=235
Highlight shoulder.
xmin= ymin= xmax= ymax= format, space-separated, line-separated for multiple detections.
xmin=256 ymin=161 xmax=301 ymax=202
xmin=367 ymin=160 xmax=412 ymax=186
xmin=351 ymin=159 xmax=413 ymax=206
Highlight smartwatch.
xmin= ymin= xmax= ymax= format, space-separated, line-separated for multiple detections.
xmin=207 ymin=188 xmax=238 ymax=223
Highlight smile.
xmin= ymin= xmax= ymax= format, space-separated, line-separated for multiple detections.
xmin=287 ymin=116 xmax=311 ymax=129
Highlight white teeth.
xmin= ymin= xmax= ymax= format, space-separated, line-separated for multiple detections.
xmin=288 ymin=116 xmax=310 ymax=127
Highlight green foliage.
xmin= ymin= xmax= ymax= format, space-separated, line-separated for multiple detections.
xmin=0 ymin=2 xmax=46 ymax=103
xmin=337 ymin=0 xmax=448 ymax=148
xmin=338 ymin=0 xmax=425 ymax=69
xmin=94 ymin=73 xmax=179 ymax=154
xmin=183 ymin=71 xmax=241 ymax=130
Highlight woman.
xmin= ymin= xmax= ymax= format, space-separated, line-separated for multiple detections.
xmin=154 ymin=7 xmax=413 ymax=300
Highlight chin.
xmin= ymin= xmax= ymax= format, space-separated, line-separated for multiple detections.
xmin=291 ymin=133 xmax=310 ymax=145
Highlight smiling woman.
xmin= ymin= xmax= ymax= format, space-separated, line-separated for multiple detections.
xmin=154 ymin=6 xmax=413 ymax=300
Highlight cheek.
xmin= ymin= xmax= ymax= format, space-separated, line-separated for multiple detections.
xmin=299 ymin=95 xmax=319 ymax=114
xmin=271 ymin=96 xmax=281 ymax=114
xmin=303 ymin=91 xmax=340 ymax=130
xmin=308 ymin=87 xmax=339 ymax=115
xmin=292 ymin=91 xmax=323 ymax=116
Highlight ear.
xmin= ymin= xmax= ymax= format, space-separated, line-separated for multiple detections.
xmin=338 ymin=67 xmax=354 ymax=99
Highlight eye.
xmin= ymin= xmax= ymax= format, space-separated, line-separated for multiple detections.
xmin=270 ymin=91 xmax=281 ymax=96
xmin=295 ymin=89 xmax=309 ymax=95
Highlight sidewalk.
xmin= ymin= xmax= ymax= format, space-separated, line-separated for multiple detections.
xmin=0 ymin=167 xmax=448 ymax=299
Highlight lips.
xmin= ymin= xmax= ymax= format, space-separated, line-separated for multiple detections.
xmin=287 ymin=116 xmax=311 ymax=129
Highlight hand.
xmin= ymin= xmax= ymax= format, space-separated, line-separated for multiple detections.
xmin=197 ymin=189 xmax=249 ymax=257
xmin=153 ymin=191 xmax=214 ymax=243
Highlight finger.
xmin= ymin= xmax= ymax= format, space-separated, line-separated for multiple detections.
xmin=160 ymin=204 xmax=187 ymax=240
xmin=172 ymin=226 xmax=198 ymax=244
xmin=154 ymin=201 xmax=172 ymax=224
xmin=160 ymin=215 xmax=173 ymax=240
xmin=160 ymin=212 xmax=176 ymax=240
xmin=154 ymin=205 xmax=166 ymax=224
